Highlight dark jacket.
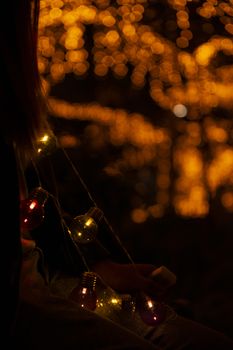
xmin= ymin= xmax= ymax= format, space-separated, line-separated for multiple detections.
xmin=0 ymin=137 xmax=22 ymax=336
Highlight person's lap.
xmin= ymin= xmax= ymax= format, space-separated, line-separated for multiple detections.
xmin=13 ymin=295 xmax=159 ymax=349
xmin=13 ymin=292 xmax=233 ymax=350
xmin=145 ymin=313 xmax=233 ymax=350
xmin=15 ymin=249 xmax=233 ymax=350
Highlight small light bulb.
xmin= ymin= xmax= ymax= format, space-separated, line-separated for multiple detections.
xmin=37 ymin=132 xmax=58 ymax=157
xmin=69 ymin=272 xmax=97 ymax=311
xmin=136 ymin=292 xmax=166 ymax=327
xmin=69 ymin=207 xmax=103 ymax=244
xmin=20 ymin=187 xmax=48 ymax=233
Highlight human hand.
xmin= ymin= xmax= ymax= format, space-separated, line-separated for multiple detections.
xmin=92 ymin=260 xmax=176 ymax=297
xmin=147 ymin=265 xmax=177 ymax=299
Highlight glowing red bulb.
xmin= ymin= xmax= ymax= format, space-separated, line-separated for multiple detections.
xmin=70 ymin=286 xmax=97 ymax=311
xmin=20 ymin=198 xmax=45 ymax=233
xmin=20 ymin=187 xmax=48 ymax=233
xmin=69 ymin=272 xmax=97 ymax=311
xmin=136 ymin=293 xmax=166 ymax=327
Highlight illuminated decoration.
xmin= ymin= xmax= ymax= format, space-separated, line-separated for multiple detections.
xmin=69 ymin=271 xmax=97 ymax=310
xmin=38 ymin=0 xmax=233 ymax=114
xmin=69 ymin=207 xmax=104 ymax=244
xmin=37 ymin=131 xmax=58 ymax=156
xmin=173 ymin=104 xmax=187 ymax=118
xmin=38 ymin=1 xmax=233 ymax=219
xmin=69 ymin=272 xmax=134 ymax=320
xmin=96 ymin=282 xmax=166 ymax=327
xmin=70 ymin=271 xmax=166 ymax=328
xmin=136 ymin=292 xmax=166 ymax=327
xmin=95 ymin=279 xmax=123 ymax=318
xmin=20 ymin=187 xmax=49 ymax=233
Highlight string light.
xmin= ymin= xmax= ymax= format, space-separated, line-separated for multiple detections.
xmin=29 ymin=121 xmax=169 ymax=330
xmin=37 ymin=131 xmax=58 ymax=157
xmin=69 ymin=271 xmax=166 ymax=328
xmin=20 ymin=187 xmax=49 ymax=233
xmin=69 ymin=271 xmax=98 ymax=310
xmin=136 ymin=292 xmax=166 ymax=327
xmin=68 ymin=207 xmax=104 ymax=244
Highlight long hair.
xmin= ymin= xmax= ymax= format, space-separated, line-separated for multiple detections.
xmin=0 ymin=0 xmax=48 ymax=161
xmin=0 ymin=0 xmax=49 ymax=337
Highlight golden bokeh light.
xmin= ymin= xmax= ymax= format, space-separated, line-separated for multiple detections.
xmin=38 ymin=0 xmax=233 ymax=220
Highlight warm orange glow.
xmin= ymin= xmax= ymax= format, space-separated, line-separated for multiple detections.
xmin=38 ymin=0 xmax=233 ymax=113
xmin=131 ymin=208 xmax=148 ymax=223
xmin=38 ymin=0 xmax=233 ymax=220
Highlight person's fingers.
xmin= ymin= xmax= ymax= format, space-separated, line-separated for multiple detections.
xmin=134 ymin=264 xmax=156 ymax=276
xmin=150 ymin=266 xmax=177 ymax=288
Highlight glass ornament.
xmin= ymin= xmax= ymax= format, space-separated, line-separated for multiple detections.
xmin=37 ymin=132 xmax=58 ymax=157
xmin=20 ymin=187 xmax=49 ymax=233
xmin=69 ymin=207 xmax=103 ymax=244
xmin=136 ymin=292 xmax=166 ymax=327
xmin=69 ymin=271 xmax=97 ymax=311
xmin=95 ymin=277 xmax=123 ymax=318
xmin=121 ymin=294 xmax=136 ymax=313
